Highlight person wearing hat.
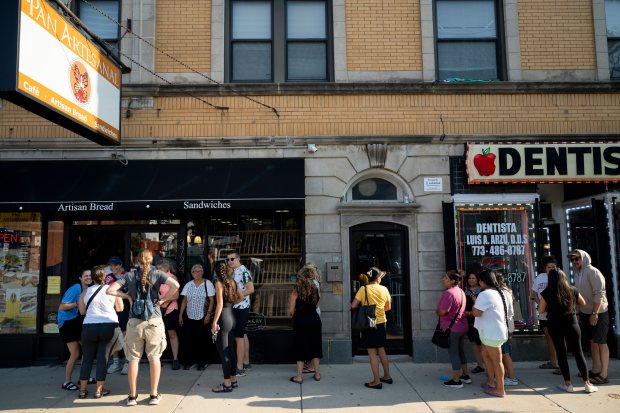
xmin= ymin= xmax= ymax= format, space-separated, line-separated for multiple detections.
xmin=351 ymin=267 xmax=392 ymax=389
xmin=568 ymin=249 xmax=609 ymax=385
xmin=105 ymin=256 xmax=130 ymax=375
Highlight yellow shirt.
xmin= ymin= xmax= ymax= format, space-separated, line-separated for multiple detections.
xmin=355 ymin=283 xmax=391 ymax=324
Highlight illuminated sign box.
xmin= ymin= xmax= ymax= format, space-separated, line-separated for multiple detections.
xmin=467 ymin=142 xmax=620 ymax=184
xmin=0 ymin=0 xmax=121 ymax=146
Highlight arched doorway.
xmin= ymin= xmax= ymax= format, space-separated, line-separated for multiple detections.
xmin=349 ymin=222 xmax=412 ymax=355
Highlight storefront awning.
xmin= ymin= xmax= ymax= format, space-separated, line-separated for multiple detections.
xmin=0 ymin=158 xmax=304 ymax=212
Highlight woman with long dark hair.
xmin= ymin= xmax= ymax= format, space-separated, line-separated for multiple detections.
xmin=351 ymin=267 xmax=392 ymax=389
xmin=464 ymin=271 xmax=485 ymax=374
xmin=211 ymin=262 xmax=240 ymax=393
xmin=436 ymin=270 xmax=469 ymax=388
xmin=471 ymin=270 xmax=510 ymax=398
xmin=289 ymin=264 xmax=323 ymax=384
xmin=538 ymin=268 xmax=598 ymax=393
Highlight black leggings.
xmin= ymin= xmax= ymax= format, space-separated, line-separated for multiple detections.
xmin=216 ymin=304 xmax=237 ymax=379
xmin=184 ymin=318 xmax=208 ymax=365
xmin=80 ymin=323 xmax=118 ymax=382
xmin=548 ymin=321 xmax=589 ymax=382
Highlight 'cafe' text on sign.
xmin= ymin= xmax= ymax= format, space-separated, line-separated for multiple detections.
xmin=467 ymin=142 xmax=620 ymax=184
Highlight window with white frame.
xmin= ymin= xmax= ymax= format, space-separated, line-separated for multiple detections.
xmin=607 ymin=0 xmax=620 ymax=79
xmin=78 ymin=0 xmax=120 ymax=54
xmin=435 ymin=0 xmax=503 ymax=81
xmin=228 ymin=0 xmax=330 ymax=82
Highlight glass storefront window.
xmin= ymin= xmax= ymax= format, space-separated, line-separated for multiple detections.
xmin=0 ymin=213 xmax=42 ymax=334
xmin=43 ymin=221 xmax=64 ymax=334
xmin=207 ymin=209 xmax=303 ymax=330
xmin=565 ymin=205 xmax=595 ymax=284
xmin=455 ymin=204 xmax=537 ymax=331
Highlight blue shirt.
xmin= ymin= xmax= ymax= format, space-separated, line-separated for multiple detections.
xmin=57 ymin=283 xmax=82 ymax=328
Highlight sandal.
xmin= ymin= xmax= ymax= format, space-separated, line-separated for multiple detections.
xmin=212 ymin=383 xmax=233 ymax=393
xmin=231 ymin=380 xmax=239 ymax=388
xmin=539 ymin=361 xmax=559 ymax=369
xmin=484 ymin=388 xmax=505 ymax=398
xmin=78 ymin=390 xmax=88 ymax=399
xmin=590 ymin=376 xmax=609 ymax=384
xmin=313 ymin=373 xmax=321 ymax=381
xmin=552 ymin=369 xmax=562 ymax=375
xmin=471 ymin=366 xmax=485 ymax=374
xmin=302 ymin=366 xmax=316 ymax=374
xmin=290 ymin=376 xmax=303 ymax=384
xmin=94 ymin=389 xmax=110 ymax=398
xmin=62 ymin=381 xmax=79 ymax=391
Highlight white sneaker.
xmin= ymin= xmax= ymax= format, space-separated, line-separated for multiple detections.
xmin=121 ymin=362 xmax=129 ymax=375
xmin=584 ymin=383 xmax=598 ymax=393
xmin=107 ymin=361 xmax=120 ymax=374
xmin=504 ymin=377 xmax=519 ymax=386
xmin=558 ymin=383 xmax=574 ymax=393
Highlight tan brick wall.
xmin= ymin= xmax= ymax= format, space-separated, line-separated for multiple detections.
xmin=155 ymin=0 xmax=211 ymax=73
xmin=2 ymin=93 xmax=619 ymax=141
xmin=345 ymin=0 xmax=422 ymax=71
xmin=518 ymin=0 xmax=596 ymax=70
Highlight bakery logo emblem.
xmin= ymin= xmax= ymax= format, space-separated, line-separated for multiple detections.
xmin=69 ymin=61 xmax=91 ymax=105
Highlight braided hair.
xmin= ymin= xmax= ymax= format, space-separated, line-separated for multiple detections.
xmin=479 ymin=270 xmax=509 ymax=332
xmin=217 ymin=262 xmax=238 ymax=303
xmin=138 ymin=249 xmax=153 ymax=293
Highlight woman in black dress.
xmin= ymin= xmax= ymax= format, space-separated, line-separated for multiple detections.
xmin=211 ymin=263 xmax=240 ymax=393
xmin=289 ymin=264 xmax=323 ymax=383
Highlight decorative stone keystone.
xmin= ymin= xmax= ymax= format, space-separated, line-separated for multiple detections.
xmin=367 ymin=143 xmax=387 ymax=168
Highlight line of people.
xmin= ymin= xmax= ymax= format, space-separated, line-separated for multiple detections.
xmin=58 ymin=248 xmax=256 ymax=406
xmin=435 ymin=248 xmax=610 ymax=397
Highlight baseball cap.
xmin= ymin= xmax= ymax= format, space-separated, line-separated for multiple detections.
xmin=108 ymin=256 xmax=122 ymax=265
xmin=567 ymin=250 xmax=580 ymax=258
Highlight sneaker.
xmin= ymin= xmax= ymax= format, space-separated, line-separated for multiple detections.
xmin=126 ymin=395 xmax=138 ymax=406
xmin=243 ymin=363 xmax=253 ymax=370
xmin=107 ymin=360 xmax=121 ymax=374
xmin=504 ymin=377 xmax=519 ymax=386
xmin=197 ymin=364 xmax=207 ymax=371
xmin=584 ymin=383 xmax=598 ymax=394
xmin=558 ymin=383 xmax=574 ymax=393
xmin=172 ymin=360 xmax=180 ymax=371
xmin=235 ymin=368 xmax=247 ymax=376
xmin=460 ymin=375 xmax=472 ymax=384
xmin=121 ymin=362 xmax=129 ymax=375
xmin=444 ymin=379 xmax=464 ymax=388
xmin=148 ymin=394 xmax=162 ymax=405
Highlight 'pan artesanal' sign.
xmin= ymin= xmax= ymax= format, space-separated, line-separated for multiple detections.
xmin=467 ymin=143 xmax=620 ymax=184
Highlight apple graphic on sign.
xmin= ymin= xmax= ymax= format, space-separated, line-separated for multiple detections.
xmin=473 ymin=147 xmax=496 ymax=176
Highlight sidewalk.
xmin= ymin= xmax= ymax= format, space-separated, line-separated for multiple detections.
xmin=0 ymin=359 xmax=617 ymax=412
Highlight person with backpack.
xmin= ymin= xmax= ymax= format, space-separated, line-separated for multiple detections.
xmin=106 ymin=249 xmax=180 ymax=406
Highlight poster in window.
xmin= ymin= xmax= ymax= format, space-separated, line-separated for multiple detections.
xmin=0 ymin=217 xmax=41 ymax=334
xmin=455 ymin=205 xmax=536 ymax=329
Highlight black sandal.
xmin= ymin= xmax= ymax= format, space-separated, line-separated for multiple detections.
xmin=212 ymin=383 xmax=233 ymax=393
xmin=94 ymin=389 xmax=110 ymax=398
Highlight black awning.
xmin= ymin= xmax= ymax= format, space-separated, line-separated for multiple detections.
xmin=1 ymin=158 xmax=304 ymax=212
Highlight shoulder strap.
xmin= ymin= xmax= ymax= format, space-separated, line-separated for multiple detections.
xmin=85 ymin=285 xmax=104 ymax=313
xmin=447 ymin=290 xmax=465 ymax=329
xmin=363 ymin=285 xmax=369 ymax=305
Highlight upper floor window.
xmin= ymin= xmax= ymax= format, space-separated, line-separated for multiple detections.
xmin=435 ymin=0 xmax=503 ymax=81
xmin=78 ymin=1 xmax=120 ymax=54
xmin=607 ymin=0 xmax=620 ymax=79
xmin=228 ymin=0 xmax=331 ymax=82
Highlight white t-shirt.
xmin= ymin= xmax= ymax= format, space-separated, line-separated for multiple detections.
xmin=181 ymin=280 xmax=216 ymax=320
xmin=474 ymin=288 xmax=512 ymax=341
xmin=83 ymin=285 xmax=119 ymax=324
xmin=532 ymin=272 xmax=548 ymax=320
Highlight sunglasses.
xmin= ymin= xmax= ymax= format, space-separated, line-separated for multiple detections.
xmin=227 ymin=257 xmax=237 ymax=261
xmin=570 ymin=257 xmax=580 ymax=262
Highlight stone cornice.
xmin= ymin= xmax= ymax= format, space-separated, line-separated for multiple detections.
xmin=122 ymin=81 xmax=620 ymax=97
xmin=337 ymin=203 xmax=420 ymax=215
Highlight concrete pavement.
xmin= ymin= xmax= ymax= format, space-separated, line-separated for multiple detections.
xmin=0 ymin=358 xmax=618 ymax=412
